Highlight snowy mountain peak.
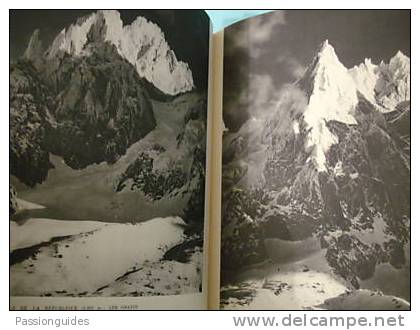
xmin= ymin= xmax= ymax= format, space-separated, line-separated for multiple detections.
xmin=45 ymin=10 xmax=194 ymax=96
xmin=298 ymin=40 xmax=358 ymax=171
xmin=349 ymin=58 xmax=379 ymax=104
xmin=391 ymin=50 xmax=409 ymax=64
xmin=362 ymin=58 xmax=376 ymax=70
xmin=24 ymin=29 xmax=43 ymax=62
xmin=296 ymin=41 xmax=410 ymax=171
xmin=320 ymin=38 xmax=330 ymax=48
xmin=317 ymin=39 xmax=339 ymax=62
xmin=350 ymin=50 xmax=410 ymax=111
xmin=388 ymin=51 xmax=410 ymax=79
xmin=300 ymin=40 xmax=357 ymax=101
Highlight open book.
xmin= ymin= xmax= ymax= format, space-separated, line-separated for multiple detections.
xmin=9 ymin=10 xmax=410 ymax=310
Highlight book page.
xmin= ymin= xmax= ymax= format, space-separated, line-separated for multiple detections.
xmin=219 ymin=10 xmax=410 ymax=310
xmin=10 ymin=9 xmax=211 ymax=310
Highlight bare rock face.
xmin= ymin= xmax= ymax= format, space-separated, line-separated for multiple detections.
xmin=11 ymin=45 xmax=156 ymax=175
xmin=10 ymin=61 xmax=54 ymax=187
xmin=43 ymin=42 xmax=157 ymax=169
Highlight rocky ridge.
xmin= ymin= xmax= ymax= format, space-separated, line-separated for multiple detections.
xmin=44 ymin=10 xmax=194 ymax=96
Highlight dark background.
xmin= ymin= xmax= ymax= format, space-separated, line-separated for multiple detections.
xmin=10 ymin=9 xmax=210 ymax=91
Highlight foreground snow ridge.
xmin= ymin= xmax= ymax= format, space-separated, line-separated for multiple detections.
xmin=47 ymin=10 xmax=194 ymax=96
xmin=10 ymin=216 xmax=198 ymax=296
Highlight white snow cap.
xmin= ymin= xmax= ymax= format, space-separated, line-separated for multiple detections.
xmin=47 ymin=10 xmax=194 ymax=96
xmin=300 ymin=40 xmax=358 ymax=171
xmin=297 ymin=40 xmax=409 ymax=172
xmin=349 ymin=58 xmax=378 ymax=104
xmin=350 ymin=50 xmax=410 ymax=112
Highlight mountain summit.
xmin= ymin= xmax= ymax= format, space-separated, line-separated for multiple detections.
xmin=350 ymin=50 xmax=410 ymax=111
xmin=42 ymin=10 xmax=194 ymax=96
xmin=298 ymin=40 xmax=359 ymax=171
xmin=295 ymin=40 xmax=410 ymax=171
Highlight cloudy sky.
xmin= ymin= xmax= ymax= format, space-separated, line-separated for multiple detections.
xmin=10 ymin=10 xmax=210 ymax=90
xmin=223 ymin=10 xmax=410 ymax=131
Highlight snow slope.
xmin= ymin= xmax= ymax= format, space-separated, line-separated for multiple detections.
xmin=10 ymin=218 xmax=106 ymax=251
xmin=10 ymin=216 xmax=197 ymax=296
xmin=98 ymin=251 xmax=202 ymax=296
xmin=46 ymin=10 xmax=194 ymax=95
xmin=221 ymin=249 xmax=348 ymax=310
xmin=221 ymin=246 xmax=409 ymax=310
xmin=299 ymin=40 xmax=359 ymax=171
xmin=320 ymin=289 xmax=410 ymax=310
xmin=222 ymin=271 xmax=347 ymax=310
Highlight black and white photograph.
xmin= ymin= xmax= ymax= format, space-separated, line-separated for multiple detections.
xmin=10 ymin=9 xmax=209 ymax=301
xmin=220 ymin=10 xmax=410 ymax=310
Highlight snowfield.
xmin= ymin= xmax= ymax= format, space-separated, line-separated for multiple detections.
xmin=221 ymin=271 xmax=347 ymax=310
xmin=221 ymin=242 xmax=410 ymax=310
xmin=320 ymin=289 xmax=410 ymax=310
xmin=221 ymin=247 xmax=349 ymax=310
xmin=10 ymin=214 xmax=202 ymax=297
xmin=98 ymin=250 xmax=202 ymax=296
xmin=10 ymin=218 xmax=106 ymax=251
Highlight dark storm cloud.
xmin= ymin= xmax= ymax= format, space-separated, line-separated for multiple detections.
xmin=9 ymin=10 xmax=210 ymax=91
xmin=223 ymin=10 xmax=410 ymax=132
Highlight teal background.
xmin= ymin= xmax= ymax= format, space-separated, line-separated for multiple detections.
xmin=205 ymin=10 xmax=273 ymax=32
